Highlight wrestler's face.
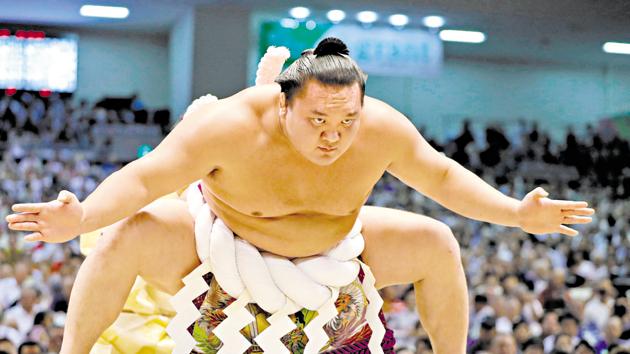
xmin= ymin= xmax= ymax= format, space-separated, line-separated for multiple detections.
xmin=280 ymin=79 xmax=362 ymax=166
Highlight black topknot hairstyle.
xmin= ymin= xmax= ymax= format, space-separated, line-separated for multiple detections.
xmin=313 ymin=37 xmax=350 ymax=56
xmin=275 ymin=37 xmax=367 ymax=103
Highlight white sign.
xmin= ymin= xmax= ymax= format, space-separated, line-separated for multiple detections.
xmin=320 ymin=25 xmax=443 ymax=78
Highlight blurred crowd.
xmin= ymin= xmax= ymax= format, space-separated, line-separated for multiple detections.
xmin=375 ymin=121 xmax=630 ymax=354
xmin=0 ymin=93 xmax=629 ymax=354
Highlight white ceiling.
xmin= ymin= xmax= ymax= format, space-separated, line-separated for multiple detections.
xmin=1 ymin=0 xmax=629 ymax=67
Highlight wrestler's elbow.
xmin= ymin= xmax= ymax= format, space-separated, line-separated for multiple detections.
xmin=121 ymin=158 xmax=159 ymax=204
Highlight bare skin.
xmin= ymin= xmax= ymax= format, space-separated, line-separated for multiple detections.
xmin=7 ymin=80 xmax=594 ymax=354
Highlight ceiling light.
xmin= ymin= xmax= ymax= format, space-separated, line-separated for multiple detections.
xmin=603 ymin=42 xmax=630 ymax=55
xmin=289 ymin=7 xmax=310 ymax=19
xmin=356 ymin=11 xmax=378 ymax=24
xmin=305 ymin=20 xmax=317 ymax=30
xmin=423 ymin=15 xmax=445 ymax=28
xmin=326 ymin=9 xmax=346 ymax=23
xmin=280 ymin=18 xmax=299 ymax=29
xmin=439 ymin=30 xmax=486 ymax=43
xmin=80 ymin=5 xmax=129 ymax=19
xmin=388 ymin=14 xmax=409 ymax=27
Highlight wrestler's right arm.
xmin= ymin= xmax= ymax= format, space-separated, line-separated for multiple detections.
xmin=7 ymin=98 xmax=241 ymax=243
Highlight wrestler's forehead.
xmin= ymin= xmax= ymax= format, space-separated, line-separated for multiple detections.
xmin=296 ymin=79 xmax=361 ymax=112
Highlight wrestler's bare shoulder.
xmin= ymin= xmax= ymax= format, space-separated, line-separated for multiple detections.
xmin=359 ymin=95 xmax=421 ymax=160
xmin=175 ymin=85 xmax=278 ymax=161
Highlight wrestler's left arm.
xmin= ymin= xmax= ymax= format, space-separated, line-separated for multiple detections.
xmin=381 ymin=102 xmax=595 ymax=236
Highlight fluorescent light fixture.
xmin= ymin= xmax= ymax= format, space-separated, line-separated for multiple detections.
xmin=289 ymin=6 xmax=310 ymax=19
xmin=305 ymin=20 xmax=317 ymax=30
xmin=603 ymin=42 xmax=630 ymax=55
xmin=388 ymin=14 xmax=409 ymax=27
xmin=327 ymin=9 xmax=346 ymax=23
xmin=439 ymin=29 xmax=486 ymax=43
xmin=80 ymin=5 xmax=129 ymax=19
xmin=356 ymin=11 xmax=378 ymax=24
xmin=423 ymin=15 xmax=445 ymax=28
xmin=280 ymin=18 xmax=299 ymax=29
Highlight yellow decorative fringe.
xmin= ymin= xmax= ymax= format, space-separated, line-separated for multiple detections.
xmin=81 ymin=192 xmax=186 ymax=354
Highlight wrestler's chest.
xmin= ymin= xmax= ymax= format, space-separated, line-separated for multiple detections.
xmin=202 ymin=161 xmax=382 ymax=216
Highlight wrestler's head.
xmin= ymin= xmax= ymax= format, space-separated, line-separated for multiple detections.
xmin=275 ymin=37 xmax=367 ymax=166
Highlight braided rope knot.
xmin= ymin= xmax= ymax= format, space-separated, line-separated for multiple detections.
xmin=188 ymin=182 xmax=363 ymax=312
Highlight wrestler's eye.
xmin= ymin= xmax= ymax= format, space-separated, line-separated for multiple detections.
xmin=311 ymin=117 xmax=326 ymax=125
xmin=341 ymin=119 xmax=355 ymax=126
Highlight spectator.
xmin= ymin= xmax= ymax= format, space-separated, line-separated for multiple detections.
xmin=0 ymin=310 xmax=21 ymax=347
xmin=470 ymin=294 xmax=495 ymax=339
xmin=3 ymin=287 xmax=44 ymax=338
xmin=575 ymin=339 xmax=596 ymax=354
xmin=16 ymin=342 xmax=41 ymax=354
xmin=522 ymin=337 xmax=544 ymax=354
xmin=470 ymin=317 xmax=496 ymax=353
xmin=0 ymin=338 xmax=16 ymax=354
xmin=553 ymin=333 xmax=575 ymax=353
xmin=489 ymin=333 xmax=517 ymax=354
xmin=595 ymin=316 xmax=624 ymax=353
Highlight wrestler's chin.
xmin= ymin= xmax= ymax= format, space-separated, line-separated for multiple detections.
xmin=306 ymin=151 xmax=342 ymax=166
xmin=309 ymin=158 xmax=339 ymax=166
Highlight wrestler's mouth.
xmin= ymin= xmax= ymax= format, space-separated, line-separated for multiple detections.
xmin=318 ymin=146 xmax=337 ymax=152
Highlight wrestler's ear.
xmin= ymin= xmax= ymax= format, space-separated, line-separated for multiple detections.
xmin=279 ymin=93 xmax=287 ymax=117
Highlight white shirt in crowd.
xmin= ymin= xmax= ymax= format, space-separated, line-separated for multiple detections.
xmin=3 ymin=302 xmax=47 ymax=337
xmin=583 ymin=296 xmax=612 ymax=331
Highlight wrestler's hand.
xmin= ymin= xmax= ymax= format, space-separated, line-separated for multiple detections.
xmin=516 ymin=187 xmax=595 ymax=236
xmin=5 ymin=190 xmax=83 ymax=243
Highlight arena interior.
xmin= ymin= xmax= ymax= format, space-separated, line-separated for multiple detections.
xmin=1 ymin=1 xmax=629 ymax=353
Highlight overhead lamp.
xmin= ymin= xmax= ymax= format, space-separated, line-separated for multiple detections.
xmin=280 ymin=18 xmax=299 ymax=29
xmin=305 ymin=20 xmax=317 ymax=30
xmin=80 ymin=5 xmax=129 ymax=19
xmin=289 ymin=6 xmax=310 ymax=20
xmin=327 ymin=9 xmax=346 ymax=23
xmin=439 ymin=29 xmax=486 ymax=43
xmin=423 ymin=15 xmax=445 ymax=28
xmin=356 ymin=11 xmax=378 ymax=24
xmin=388 ymin=14 xmax=409 ymax=27
xmin=603 ymin=42 xmax=630 ymax=55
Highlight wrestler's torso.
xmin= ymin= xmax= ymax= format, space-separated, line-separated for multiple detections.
xmin=195 ymin=84 xmax=399 ymax=257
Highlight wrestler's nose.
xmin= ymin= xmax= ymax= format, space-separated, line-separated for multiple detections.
xmin=321 ymin=130 xmax=340 ymax=144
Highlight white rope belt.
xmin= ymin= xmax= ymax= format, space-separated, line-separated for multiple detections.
xmin=166 ymin=182 xmax=385 ymax=354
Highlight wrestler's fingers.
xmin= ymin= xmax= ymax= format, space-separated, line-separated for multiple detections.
xmin=5 ymin=213 xmax=39 ymax=224
xmin=552 ymin=200 xmax=588 ymax=209
xmin=557 ymin=225 xmax=579 ymax=237
xmin=11 ymin=203 xmax=44 ymax=213
xmin=562 ymin=216 xmax=592 ymax=224
xmin=561 ymin=208 xmax=595 ymax=216
xmin=8 ymin=222 xmax=40 ymax=232
xmin=24 ymin=232 xmax=44 ymax=242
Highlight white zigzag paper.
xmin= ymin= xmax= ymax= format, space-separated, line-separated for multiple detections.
xmin=303 ymin=288 xmax=340 ymax=354
xmin=167 ymin=261 xmax=212 ymax=354
xmin=253 ymin=303 xmax=297 ymax=354
xmin=214 ymin=291 xmax=254 ymax=354
xmin=359 ymin=261 xmax=385 ymax=354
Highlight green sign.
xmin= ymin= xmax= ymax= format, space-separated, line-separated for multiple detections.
xmin=258 ymin=21 xmax=333 ymax=67
xmin=137 ymin=144 xmax=152 ymax=158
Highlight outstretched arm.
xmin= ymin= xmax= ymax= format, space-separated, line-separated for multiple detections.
xmin=7 ymin=97 xmax=236 ymax=242
xmin=382 ymin=103 xmax=594 ymax=236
